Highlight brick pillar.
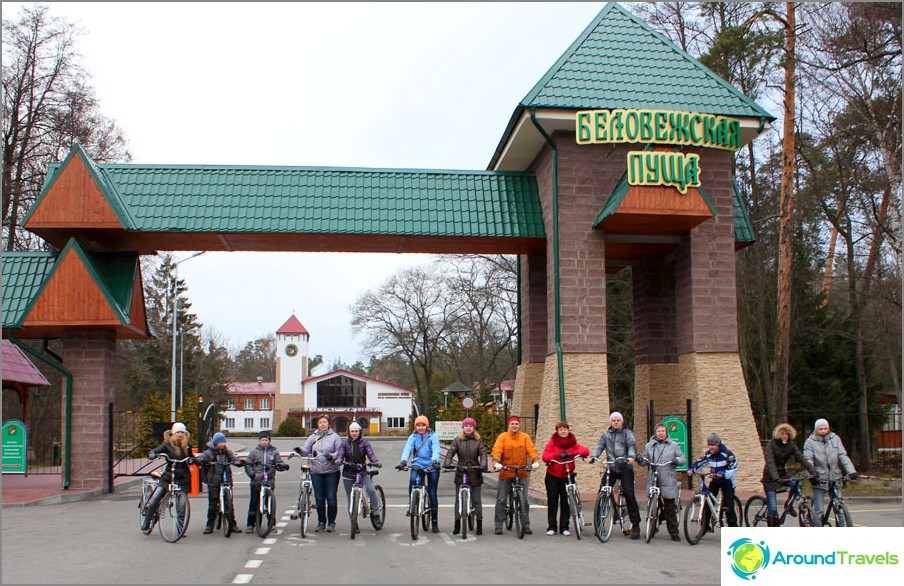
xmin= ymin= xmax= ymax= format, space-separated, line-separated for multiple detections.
xmin=512 ymin=254 xmax=547 ymax=418
xmin=63 ymin=330 xmax=116 ymax=493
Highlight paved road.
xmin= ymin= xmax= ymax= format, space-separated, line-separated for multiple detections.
xmin=2 ymin=438 xmax=900 ymax=584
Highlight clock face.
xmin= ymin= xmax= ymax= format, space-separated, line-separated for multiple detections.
xmin=285 ymin=344 xmax=298 ymax=357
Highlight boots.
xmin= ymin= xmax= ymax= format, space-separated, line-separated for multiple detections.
xmin=767 ymin=515 xmax=778 ymax=527
xmin=453 ymin=520 xmax=461 ymax=535
xmin=476 ymin=520 xmax=483 ymax=535
xmin=431 ymin=519 xmax=439 ymax=533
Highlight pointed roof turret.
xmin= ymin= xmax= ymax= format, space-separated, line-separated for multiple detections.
xmin=276 ymin=314 xmax=309 ymax=336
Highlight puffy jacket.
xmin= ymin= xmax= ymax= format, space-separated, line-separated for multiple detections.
xmin=761 ymin=423 xmax=815 ymax=492
xmin=491 ymin=430 xmax=539 ymax=480
xmin=400 ymin=430 xmax=441 ymax=470
xmin=541 ymin=432 xmax=590 ymax=480
xmin=300 ymin=429 xmax=342 ymax=475
xmin=244 ymin=444 xmax=286 ymax=486
xmin=337 ymin=436 xmax=379 ymax=481
xmin=195 ymin=439 xmax=242 ymax=488
xmin=148 ymin=430 xmax=194 ymax=487
xmin=803 ymin=431 xmax=855 ymax=483
xmin=444 ymin=431 xmax=488 ymax=486
xmin=589 ymin=426 xmax=637 ymax=472
xmin=690 ymin=443 xmax=737 ymax=487
xmin=640 ymin=435 xmax=685 ymax=500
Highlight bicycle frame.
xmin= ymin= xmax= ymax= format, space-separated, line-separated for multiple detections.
xmin=290 ymin=453 xmax=314 ymax=537
xmin=399 ymin=464 xmax=433 ymax=540
xmin=147 ymin=454 xmax=193 ymax=543
xmin=452 ymin=464 xmax=481 ymax=539
xmin=548 ymin=458 xmax=584 ymax=539
xmin=819 ymin=478 xmax=852 ymax=527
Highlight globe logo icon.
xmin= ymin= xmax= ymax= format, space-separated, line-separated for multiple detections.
xmin=727 ymin=538 xmax=770 ymax=580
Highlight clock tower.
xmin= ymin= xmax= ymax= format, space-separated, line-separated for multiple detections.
xmin=274 ymin=314 xmax=309 ymax=428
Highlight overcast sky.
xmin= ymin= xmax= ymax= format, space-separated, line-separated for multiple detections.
xmin=2 ymin=2 xmax=609 ymax=365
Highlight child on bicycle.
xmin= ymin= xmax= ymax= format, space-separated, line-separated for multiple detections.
xmin=760 ymin=423 xmax=816 ymax=527
xmin=490 ymin=416 xmax=540 ymax=535
xmin=397 ymin=415 xmax=442 ymax=533
xmin=443 ymin=417 xmax=488 ymax=536
xmin=195 ymin=431 xmax=244 ymax=534
xmin=141 ymin=422 xmax=195 ymax=533
xmin=588 ymin=411 xmax=642 ymax=539
xmin=639 ymin=423 xmax=685 ymax=541
xmin=244 ymin=430 xmax=289 ymax=534
xmin=541 ymin=421 xmax=590 ymax=536
xmin=688 ymin=433 xmax=738 ymax=527
xmin=337 ymin=422 xmax=383 ymax=528
xmin=803 ymin=418 xmax=857 ymax=523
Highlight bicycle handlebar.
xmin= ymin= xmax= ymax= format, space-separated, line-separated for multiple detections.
xmin=154 ymin=454 xmax=194 ymax=464
xmin=546 ymin=457 xmax=586 ymax=466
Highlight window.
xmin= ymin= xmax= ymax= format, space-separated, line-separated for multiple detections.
xmin=260 ymin=418 xmax=270 ymax=429
xmin=387 ymin=417 xmax=405 ymax=428
xmin=260 ymin=398 xmax=271 ymax=410
xmin=244 ymin=418 xmax=254 ymax=429
xmin=317 ymin=375 xmax=366 ymax=408
xmin=224 ymin=417 xmax=235 ymax=429
xmin=226 ymin=398 xmax=235 ymax=410
xmin=244 ymin=398 xmax=255 ymax=410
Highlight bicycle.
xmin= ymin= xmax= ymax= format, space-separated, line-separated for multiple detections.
xmin=813 ymin=476 xmax=854 ymax=527
xmin=547 ymin=457 xmax=586 ymax=540
xmin=344 ymin=461 xmax=385 ymax=539
xmin=139 ymin=453 xmax=193 ymax=543
xmin=500 ymin=464 xmax=532 ymax=539
xmin=640 ymin=459 xmax=679 ymax=543
xmin=289 ymin=449 xmax=314 ymax=538
xmin=397 ymin=464 xmax=434 ymax=541
xmin=744 ymin=473 xmax=815 ymax=528
xmin=592 ymin=457 xmax=632 ymax=543
xmin=254 ymin=457 xmax=291 ymax=538
xmin=138 ymin=474 xmax=160 ymax=535
xmin=210 ymin=460 xmax=244 ymax=537
xmin=682 ymin=470 xmax=743 ymax=544
xmin=447 ymin=464 xmax=485 ymax=540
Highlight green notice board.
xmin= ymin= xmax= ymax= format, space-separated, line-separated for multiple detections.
xmin=660 ymin=415 xmax=688 ymax=471
xmin=2 ymin=420 xmax=28 ymax=475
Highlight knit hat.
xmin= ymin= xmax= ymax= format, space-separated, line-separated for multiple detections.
xmin=462 ymin=417 xmax=477 ymax=428
xmin=414 ymin=415 xmax=429 ymax=427
xmin=349 ymin=422 xmax=362 ymax=432
xmin=259 ymin=430 xmax=271 ymax=439
xmin=706 ymin=433 xmax=721 ymax=445
xmin=212 ymin=432 xmax=227 ymax=446
xmin=507 ymin=416 xmax=521 ymax=426
xmin=171 ymin=422 xmax=187 ymax=434
xmin=609 ymin=412 xmax=623 ymax=422
xmin=814 ymin=418 xmax=829 ymax=429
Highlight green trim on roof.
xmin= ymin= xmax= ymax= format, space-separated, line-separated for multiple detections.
xmin=2 ymin=252 xmax=57 ymax=328
xmin=733 ymin=180 xmax=756 ymax=244
xmin=696 ymin=185 xmax=719 ymax=219
xmin=93 ymin=253 xmax=140 ymax=316
xmin=594 ymin=170 xmax=631 ymax=228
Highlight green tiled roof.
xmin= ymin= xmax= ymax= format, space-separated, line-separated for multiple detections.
xmin=592 ymin=170 xmax=718 ymax=229
xmin=522 ymin=2 xmax=774 ymax=119
xmin=38 ymin=164 xmax=545 ymax=238
xmin=733 ymin=180 xmax=756 ymax=245
xmin=2 ymin=252 xmax=57 ymax=328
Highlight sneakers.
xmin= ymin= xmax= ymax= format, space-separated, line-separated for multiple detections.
xmin=315 ymin=522 xmax=326 ymax=532
xmin=203 ymin=526 xmax=214 ymax=534
xmin=494 ymin=527 xmax=503 ymax=535
xmin=630 ymin=524 xmax=640 ymax=540
xmin=523 ymin=527 xmax=532 ymax=535
xmin=546 ymin=529 xmax=556 ymax=536
xmin=561 ymin=529 xmax=571 ymax=536
xmin=671 ymin=534 xmax=681 ymax=542
xmin=327 ymin=523 xmax=336 ymax=533
xmin=245 ymin=526 xmax=255 ymax=534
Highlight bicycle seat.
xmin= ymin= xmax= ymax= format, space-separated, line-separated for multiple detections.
xmin=150 ymin=470 xmax=162 ymax=479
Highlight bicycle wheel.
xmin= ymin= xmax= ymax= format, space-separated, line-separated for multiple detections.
xmin=158 ymin=491 xmax=190 ymax=543
xmin=409 ymin=490 xmax=420 ymax=541
xmin=593 ymin=492 xmax=614 ymax=543
xmin=256 ymin=488 xmax=275 ymax=537
xmin=138 ymin=482 xmax=153 ymax=534
xmin=298 ymin=487 xmax=311 ymax=538
xmin=505 ymin=490 xmax=514 ymax=530
xmin=831 ymin=502 xmax=853 ymax=527
xmin=514 ymin=490 xmax=525 ymax=539
xmin=719 ymin=496 xmax=742 ymax=528
xmin=350 ymin=489 xmax=361 ymax=539
xmin=683 ymin=496 xmax=706 ymax=545
xmin=371 ymin=485 xmax=386 ymax=530
xmin=421 ymin=492 xmax=430 ymax=532
xmin=798 ymin=500 xmax=815 ymax=527
xmin=459 ymin=488 xmax=469 ymax=540
xmin=644 ymin=497 xmax=659 ymax=543
xmin=618 ymin=492 xmax=631 ymax=535
xmin=222 ymin=487 xmax=233 ymax=538
xmin=567 ymin=489 xmax=582 ymax=540
xmin=744 ymin=495 xmax=768 ymax=528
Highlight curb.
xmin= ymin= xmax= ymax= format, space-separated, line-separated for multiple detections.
xmin=1 ymin=475 xmax=145 ymax=508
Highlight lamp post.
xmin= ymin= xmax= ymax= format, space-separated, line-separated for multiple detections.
xmin=170 ymin=251 xmax=205 ymax=421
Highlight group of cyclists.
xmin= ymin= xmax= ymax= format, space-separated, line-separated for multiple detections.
xmin=140 ymin=411 xmax=857 ymax=538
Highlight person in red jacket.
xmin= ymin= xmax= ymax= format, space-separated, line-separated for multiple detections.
xmin=541 ymin=421 xmax=590 ymax=536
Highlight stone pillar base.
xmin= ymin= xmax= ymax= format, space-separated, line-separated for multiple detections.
xmin=274 ymin=395 xmax=306 ymax=431
xmin=511 ymin=363 xmax=544 ymax=418
xmin=679 ymin=352 xmax=763 ymax=492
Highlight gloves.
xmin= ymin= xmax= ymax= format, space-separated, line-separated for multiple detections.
xmin=148 ymin=452 xmax=156 ymax=461
xmin=494 ymin=462 xmax=503 ymax=471
xmin=531 ymin=461 xmax=540 ymax=471
xmin=324 ymin=453 xmax=334 ymax=462
xmin=848 ymin=472 xmax=858 ymax=481
xmin=276 ymin=463 xmax=289 ymax=472
xmin=781 ymin=477 xmax=791 ymax=486
xmin=396 ymin=462 xmax=406 ymax=470
xmin=809 ymin=475 xmax=821 ymax=486
xmin=431 ymin=461 xmax=440 ymax=470
xmin=372 ymin=462 xmax=382 ymax=468
xmin=587 ymin=457 xmax=597 ymax=464
xmin=558 ymin=452 xmax=568 ymax=459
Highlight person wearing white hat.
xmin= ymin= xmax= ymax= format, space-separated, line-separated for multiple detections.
xmin=336 ymin=421 xmax=382 ymax=531
xmin=141 ymin=422 xmax=195 ymax=533
xmin=587 ymin=411 xmax=642 ymax=539
xmin=803 ymin=419 xmax=857 ymax=524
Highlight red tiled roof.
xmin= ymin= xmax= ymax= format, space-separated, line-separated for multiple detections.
xmin=227 ymin=381 xmax=277 ymax=395
xmin=276 ymin=314 xmax=309 ymax=335
xmin=1 ymin=340 xmax=51 ymax=386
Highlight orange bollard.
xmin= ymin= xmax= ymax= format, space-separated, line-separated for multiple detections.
xmin=188 ymin=447 xmax=200 ymax=496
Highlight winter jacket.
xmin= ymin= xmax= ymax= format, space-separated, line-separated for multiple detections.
xmin=761 ymin=423 xmax=816 ymax=492
xmin=300 ymin=429 xmax=342 ymax=475
xmin=400 ymin=429 xmax=441 ymax=470
xmin=148 ymin=430 xmax=194 ymax=487
xmin=337 ymin=435 xmax=380 ymax=481
xmin=443 ymin=431 xmax=488 ymax=486
xmin=541 ymin=432 xmax=590 ymax=480
xmin=690 ymin=443 xmax=738 ymax=488
xmin=589 ymin=426 xmax=637 ymax=472
xmin=491 ymin=430 xmax=539 ymax=480
xmin=803 ymin=431 xmax=856 ymax=483
xmin=639 ymin=435 xmax=686 ymax=500
xmin=195 ymin=439 xmax=242 ymax=488
xmin=244 ymin=443 xmax=286 ymax=486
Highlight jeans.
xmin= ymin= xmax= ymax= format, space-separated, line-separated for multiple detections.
xmin=408 ymin=468 xmax=440 ymax=521
xmin=811 ymin=487 xmax=826 ymax=523
xmin=545 ymin=474 xmax=570 ymax=531
xmin=766 ymin=490 xmax=779 ymax=517
xmin=342 ymin=476 xmax=382 ymax=517
xmin=495 ymin=476 xmax=530 ymax=528
xmin=311 ymin=471 xmax=341 ymax=524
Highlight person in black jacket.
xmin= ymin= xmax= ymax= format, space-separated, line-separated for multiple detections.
xmin=244 ymin=430 xmax=288 ymax=533
xmin=195 ymin=432 xmax=244 ymax=534
xmin=141 ymin=422 xmax=195 ymax=533
xmin=443 ymin=417 xmax=488 ymax=535
xmin=761 ymin=423 xmax=816 ymax=526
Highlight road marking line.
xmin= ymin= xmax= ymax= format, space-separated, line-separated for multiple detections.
xmin=264 ymin=537 xmax=278 ymax=545
xmin=440 ymin=532 xmax=456 ymax=545
xmin=233 ymin=574 xmax=253 ymax=584
xmin=244 ymin=560 xmax=263 ymax=569
xmin=254 ymin=547 xmax=271 ymax=555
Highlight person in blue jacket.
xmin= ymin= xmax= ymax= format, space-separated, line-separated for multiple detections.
xmin=688 ymin=433 xmax=739 ymax=527
xmin=396 ymin=415 xmax=442 ymax=533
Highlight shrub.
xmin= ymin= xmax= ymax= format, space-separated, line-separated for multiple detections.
xmin=277 ymin=417 xmax=305 ymax=437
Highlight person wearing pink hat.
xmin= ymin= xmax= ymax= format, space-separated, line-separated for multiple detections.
xmin=443 ymin=417 xmax=488 ymax=535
